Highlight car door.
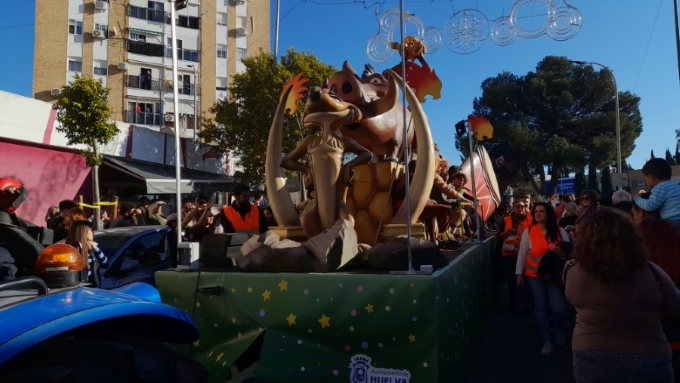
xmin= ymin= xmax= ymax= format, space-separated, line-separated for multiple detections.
xmin=107 ymin=231 xmax=171 ymax=288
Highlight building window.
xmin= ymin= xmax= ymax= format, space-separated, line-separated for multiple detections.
xmin=237 ymin=16 xmax=247 ymax=29
xmin=217 ymin=44 xmax=227 ymax=58
xmin=236 ymin=48 xmax=247 ymax=61
xmin=148 ymin=1 xmax=164 ymax=11
xmin=68 ymin=60 xmax=83 ymax=72
xmin=216 ymin=78 xmax=227 ymax=91
xmin=69 ymin=20 xmax=83 ymax=35
xmin=94 ymin=66 xmax=108 ymax=75
xmin=217 ymin=13 xmax=227 ymax=26
xmin=95 ymin=23 xmax=109 ymax=38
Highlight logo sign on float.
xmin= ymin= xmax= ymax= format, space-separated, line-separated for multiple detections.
xmin=349 ymin=354 xmax=411 ymax=383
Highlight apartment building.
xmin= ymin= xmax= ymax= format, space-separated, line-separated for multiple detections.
xmin=33 ymin=0 xmax=270 ymax=135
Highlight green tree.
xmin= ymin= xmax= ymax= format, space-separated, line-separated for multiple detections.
xmin=54 ymin=74 xmax=118 ymax=229
xmin=666 ymin=148 xmax=676 ymax=165
xmin=587 ymin=163 xmax=599 ymax=192
xmin=461 ymin=56 xmax=643 ymax=196
xmin=575 ymin=170 xmax=587 ymax=197
xmin=600 ymin=166 xmax=614 ymax=198
xmin=199 ymin=48 xmax=337 ymax=187
xmin=675 ymin=145 xmax=680 ymax=165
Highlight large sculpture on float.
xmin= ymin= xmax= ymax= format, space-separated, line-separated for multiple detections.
xmin=265 ymin=65 xmax=436 ymax=243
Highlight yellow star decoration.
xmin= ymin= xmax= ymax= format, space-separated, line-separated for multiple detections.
xmin=231 ymin=288 xmax=236 ymax=293
xmin=193 ymin=339 xmax=200 ymax=347
xmin=286 ymin=313 xmax=297 ymax=326
xmin=216 ymin=352 xmax=224 ymax=361
xmin=408 ymin=334 xmax=416 ymax=343
xmin=318 ymin=314 xmax=331 ymax=329
xmin=232 ymin=318 xmax=236 ymax=323
xmin=262 ymin=289 xmax=271 ymax=301
xmin=365 ymin=303 xmax=374 ymax=313
xmin=278 ymin=279 xmax=289 ymax=292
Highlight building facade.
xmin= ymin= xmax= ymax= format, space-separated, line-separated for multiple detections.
xmin=33 ymin=0 xmax=270 ymax=136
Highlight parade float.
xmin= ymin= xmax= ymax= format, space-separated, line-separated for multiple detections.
xmin=155 ymin=1 xmax=583 ymax=380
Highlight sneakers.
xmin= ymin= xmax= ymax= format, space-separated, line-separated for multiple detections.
xmin=540 ymin=342 xmax=554 ymax=355
xmin=554 ymin=331 xmax=565 ymax=346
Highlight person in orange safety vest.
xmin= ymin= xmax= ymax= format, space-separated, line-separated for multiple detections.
xmin=497 ymin=199 xmax=532 ymax=309
xmin=219 ymin=183 xmax=268 ymax=235
xmin=515 ymin=202 xmax=570 ymax=356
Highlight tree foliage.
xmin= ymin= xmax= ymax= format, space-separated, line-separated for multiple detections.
xmin=587 ymin=164 xmax=599 ymax=192
xmin=199 ymin=48 xmax=338 ymax=187
xmin=575 ymin=171 xmax=587 ymax=197
xmin=600 ymin=166 xmax=614 ymax=198
xmin=458 ymin=56 xmax=643 ymax=196
xmin=666 ymin=148 xmax=676 ymax=165
xmin=54 ymin=74 xmax=118 ymax=166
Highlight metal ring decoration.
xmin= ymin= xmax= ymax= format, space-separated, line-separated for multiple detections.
xmin=489 ymin=17 xmax=517 ymax=46
xmin=386 ymin=12 xmax=426 ymax=44
xmin=443 ymin=9 xmax=489 ymax=54
xmin=423 ymin=27 xmax=444 ymax=53
xmin=367 ymin=32 xmax=395 ymax=63
xmin=509 ymin=0 xmax=555 ymax=39
xmin=547 ymin=5 xmax=582 ymax=41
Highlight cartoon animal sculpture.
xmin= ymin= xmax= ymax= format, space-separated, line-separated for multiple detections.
xmin=266 ymin=69 xmax=436 ymax=240
xmin=280 ymin=86 xmax=373 ymax=236
xmin=325 ymin=61 xmax=414 ymax=162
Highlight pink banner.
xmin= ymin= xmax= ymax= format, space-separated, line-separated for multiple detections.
xmin=0 ymin=140 xmax=91 ymax=226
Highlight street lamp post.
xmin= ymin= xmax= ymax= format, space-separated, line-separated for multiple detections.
xmin=169 ymin=0 xmax=187 ymax=253
xmin=571 ymin=60 xmax=622 ymax=189
xmin=188 ymin=64 xmax=197 ymax=141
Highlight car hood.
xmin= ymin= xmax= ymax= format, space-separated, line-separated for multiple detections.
xmin=0 ymin=283 xmax=198 ymax=364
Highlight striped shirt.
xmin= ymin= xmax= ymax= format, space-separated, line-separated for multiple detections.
xmin=635 ymin=180 xmax=680 ymax=221
xmin=88 ymin=246 xmax=109 ymax=282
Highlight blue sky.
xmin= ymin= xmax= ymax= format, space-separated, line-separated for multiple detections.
xmin=2 ymin=0 xmax=678 ymax=169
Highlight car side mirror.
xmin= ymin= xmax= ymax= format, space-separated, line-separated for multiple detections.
xmin=120 ymin=259 xmax=141 ymax=273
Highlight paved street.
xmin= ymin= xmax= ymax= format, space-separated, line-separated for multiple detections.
xmin=465 ymin=284 xmax=576 ymax=383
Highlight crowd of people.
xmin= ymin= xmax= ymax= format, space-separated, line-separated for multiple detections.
xmin=497 ymin=157 xmax=680 ymax=382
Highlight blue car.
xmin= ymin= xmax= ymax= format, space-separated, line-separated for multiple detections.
xmin=95 ymin=225 xmax=171 ymax=289
xmin=0 ymin=277 xmax=207 ymax=382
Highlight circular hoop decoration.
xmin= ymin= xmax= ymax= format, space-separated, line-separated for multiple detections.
xmin=444 ymin=9 xmax=489 ymax=54
xmin=423 ymin=27 xmax=444 ymax=53
xmin=367 ymin=34 xmax=395 ymax=63
xmin=509 ymin=0 xmax=555 ymax=39
xmin=387 ymin=12 xmax=426 ymax=44
xmin=489 ymin=17 xmax=517 ymax=46
xmin=547 ymin=6 xmax=582 ymax=41
xmin=380 ymin=8 xmax=401 ymax=30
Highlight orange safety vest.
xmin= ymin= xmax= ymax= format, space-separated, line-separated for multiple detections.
xmin=223 ymin=205 xmax=260 ymax=235
xmin=500 ymin=215 xmax=532 ymax=256
xmin=524 ymin=225 xmax=561 ymax=278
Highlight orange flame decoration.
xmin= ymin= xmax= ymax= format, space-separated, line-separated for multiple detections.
xmin=467 ymin=116 xmax=494 ymax=141
xmin=282 ymin=73 xmax=309 ymax=112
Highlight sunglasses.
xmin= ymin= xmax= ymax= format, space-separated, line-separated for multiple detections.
xmin=581 ymin=196 xmax=591 ymax=201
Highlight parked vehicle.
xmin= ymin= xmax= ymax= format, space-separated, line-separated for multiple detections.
xmin=95 ymin=225 xmax=171 ymax=289
xmin=0 ymin=276 xmax=207 ymax=382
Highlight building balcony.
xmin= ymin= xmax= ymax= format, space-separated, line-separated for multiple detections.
xmin=165 ymin=47 xmax=200 ymax=63
xmin=125 ymin=110 xmax=163 ymax=126
xmin=128 ymin=5 xmax=166 ymax=23
xmin=126 ymin=75 xmax=197 ymax=96
xmin=127 ymin=40 xmax=165 ymax=57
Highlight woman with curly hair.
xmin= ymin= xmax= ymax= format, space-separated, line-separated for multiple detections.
xmin=516 ymin=202 xmax=570 ymax=355
xmin=566 ymin=208 xmax=680 ymax=383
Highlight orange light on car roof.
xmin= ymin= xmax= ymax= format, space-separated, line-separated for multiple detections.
xmin=35 ymin=244 xmax=84 ymax=274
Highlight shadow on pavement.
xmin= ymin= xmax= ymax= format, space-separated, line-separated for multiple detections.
xmin=464 ymin=284 xmax=576 ymax=383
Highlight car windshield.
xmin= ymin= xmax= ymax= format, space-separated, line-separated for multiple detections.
xmin=94 ymin=234 xmax=131 ymax=259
